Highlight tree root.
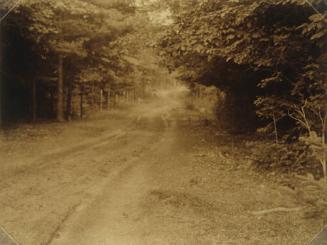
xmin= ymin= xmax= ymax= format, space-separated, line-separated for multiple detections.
xmin=250 ymin=206 xmax=306 ymax=216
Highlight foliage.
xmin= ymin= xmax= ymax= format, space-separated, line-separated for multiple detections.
xmin=252 ymin=141 xmax=322 ymax=177
xmin=159 ymin=0 xmax=327 ymax=136
xmin=288 ymin=102 xmax=327 ymax=179
xmin=1 ymin=0 xmax=138 ymax=82
xmin=157 ymin=0 xmax=327 ymax=175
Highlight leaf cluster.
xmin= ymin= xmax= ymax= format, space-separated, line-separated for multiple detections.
xmin=159 ymin=0 xmax=327 ymax=135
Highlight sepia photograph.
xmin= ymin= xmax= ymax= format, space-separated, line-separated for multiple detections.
xmin=0 ymin=0 xmax=327 ymax=244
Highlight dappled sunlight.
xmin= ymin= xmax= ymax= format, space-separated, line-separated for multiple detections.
xmin=131 ymin=84 xmax=189 ymax=120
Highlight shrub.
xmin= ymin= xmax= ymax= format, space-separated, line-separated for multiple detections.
xmin=252 ymin=142 xmax=322 ymax=179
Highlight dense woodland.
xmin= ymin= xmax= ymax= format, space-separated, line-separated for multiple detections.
xmin=0 ymin=0 xmax=166 ymax=123
xmin=1 ymin=0 xmax=327 ymax=179
xmin=158 ymin=0 xmax=327 ymax=180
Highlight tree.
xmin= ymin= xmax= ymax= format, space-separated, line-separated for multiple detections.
xmin=159 ymin=0 xmax=327 ymax=135
xmin=1 ymin=0 xmax=139 ymax=122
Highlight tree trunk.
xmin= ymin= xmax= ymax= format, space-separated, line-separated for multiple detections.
xmin=92 ymin=81 xmax=95 ymax=109
xmin=66 ymin=79 xmax=73 ymax=121
xmin=80 ymin=86 xmax=84 ymax=119
xmin=273 ymin=113 xmax=279 ymax=144
xmin=321 ymin=122 xmax=326 ymax=182
xmin=50 ymin=89 xmax=55 ymax=118
xmin=133 ymin=88 xmax=136 ymax=103
xmin=0 ymin=78 xmax=2 ymax=128
xmin=126 ymin=90 xmax=129 ymax=103
xmin=57 ymin=55 xmax=64 ymax=121
xmin=106 ymin=88 xmax=110 ymax=110
xmin=116 ymin=92 xmax=119 ymax=105
xmin=0 ymin=28 xmax=3 ymax=128
xmin=99 ymin=88 xmax=103 ymax=112
xmin=115 ymin=93 xmax=118 ymax=107
xmin=32 ymin=79 xmax=37 ymax=122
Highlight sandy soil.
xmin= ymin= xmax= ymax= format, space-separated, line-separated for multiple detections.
xmin=0 ymin=88 xmax=324 ymax=245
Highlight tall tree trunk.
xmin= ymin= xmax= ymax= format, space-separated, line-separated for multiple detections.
xmin=133 ymin=88 xmax=136 ymax=103
xmin=32 ymin=79 xmax=37 ymax=122
xmin=115 ymin=93 xmax=118 ymax=107
xmin=57 ymin=55 xmax=64 ymax=121
xmin=99 ymin=88 xmax=103 ymax=112
xmin=272 ymin=113 xmax=279 ymax=144
xmin=50 ymin=89 xmax=54 ymax=118
xmin=0 ymin=77 xmax=2 ymax=128
xmin=126 ymin=90 xmax=129 ymax=103
xmin=66 ymin=79 xmax=73 ymax=121
xmin=322 ymin=116 xmax=326 ymax=182
xmin=92 ymin=81 xmax=95 ymax=109
xmin=80 ymin=85 xmax=84 ymax=119
xmin=0 ymin=28 xmax=3 ymax=128
xmin=106 ymin=88 xmax=110 ymax=110
xmin=117 ymin=92 xmax=120 ymax=105
xmin=0 ymin=76 xmax=2 ymax=129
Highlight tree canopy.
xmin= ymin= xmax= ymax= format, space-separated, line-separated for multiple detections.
xmin=159 ymin=0 xmax=327 ymax=136
xmin=0 ymin=0 xmax=164 ymax=121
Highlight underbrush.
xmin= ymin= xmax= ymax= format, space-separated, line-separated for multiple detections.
xmin=194 ymin=122 xmax=325 ymax=180
xmin=251 ymin=141 xmax=323 ymax=180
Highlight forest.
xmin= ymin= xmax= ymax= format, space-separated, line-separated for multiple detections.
xmin=159 ymin=0 xmax=327 ymax=180
xmin=0 ymin=0 xmax=326 ymax=177
xmin=0 ymin=0 xmax=166 ymax=123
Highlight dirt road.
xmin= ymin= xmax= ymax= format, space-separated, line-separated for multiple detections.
xmin=0 ymin=88 xmax=323 ymax=245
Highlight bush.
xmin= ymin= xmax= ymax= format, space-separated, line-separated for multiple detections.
xmin=252 ymin=142 xmax=322 ymax=178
